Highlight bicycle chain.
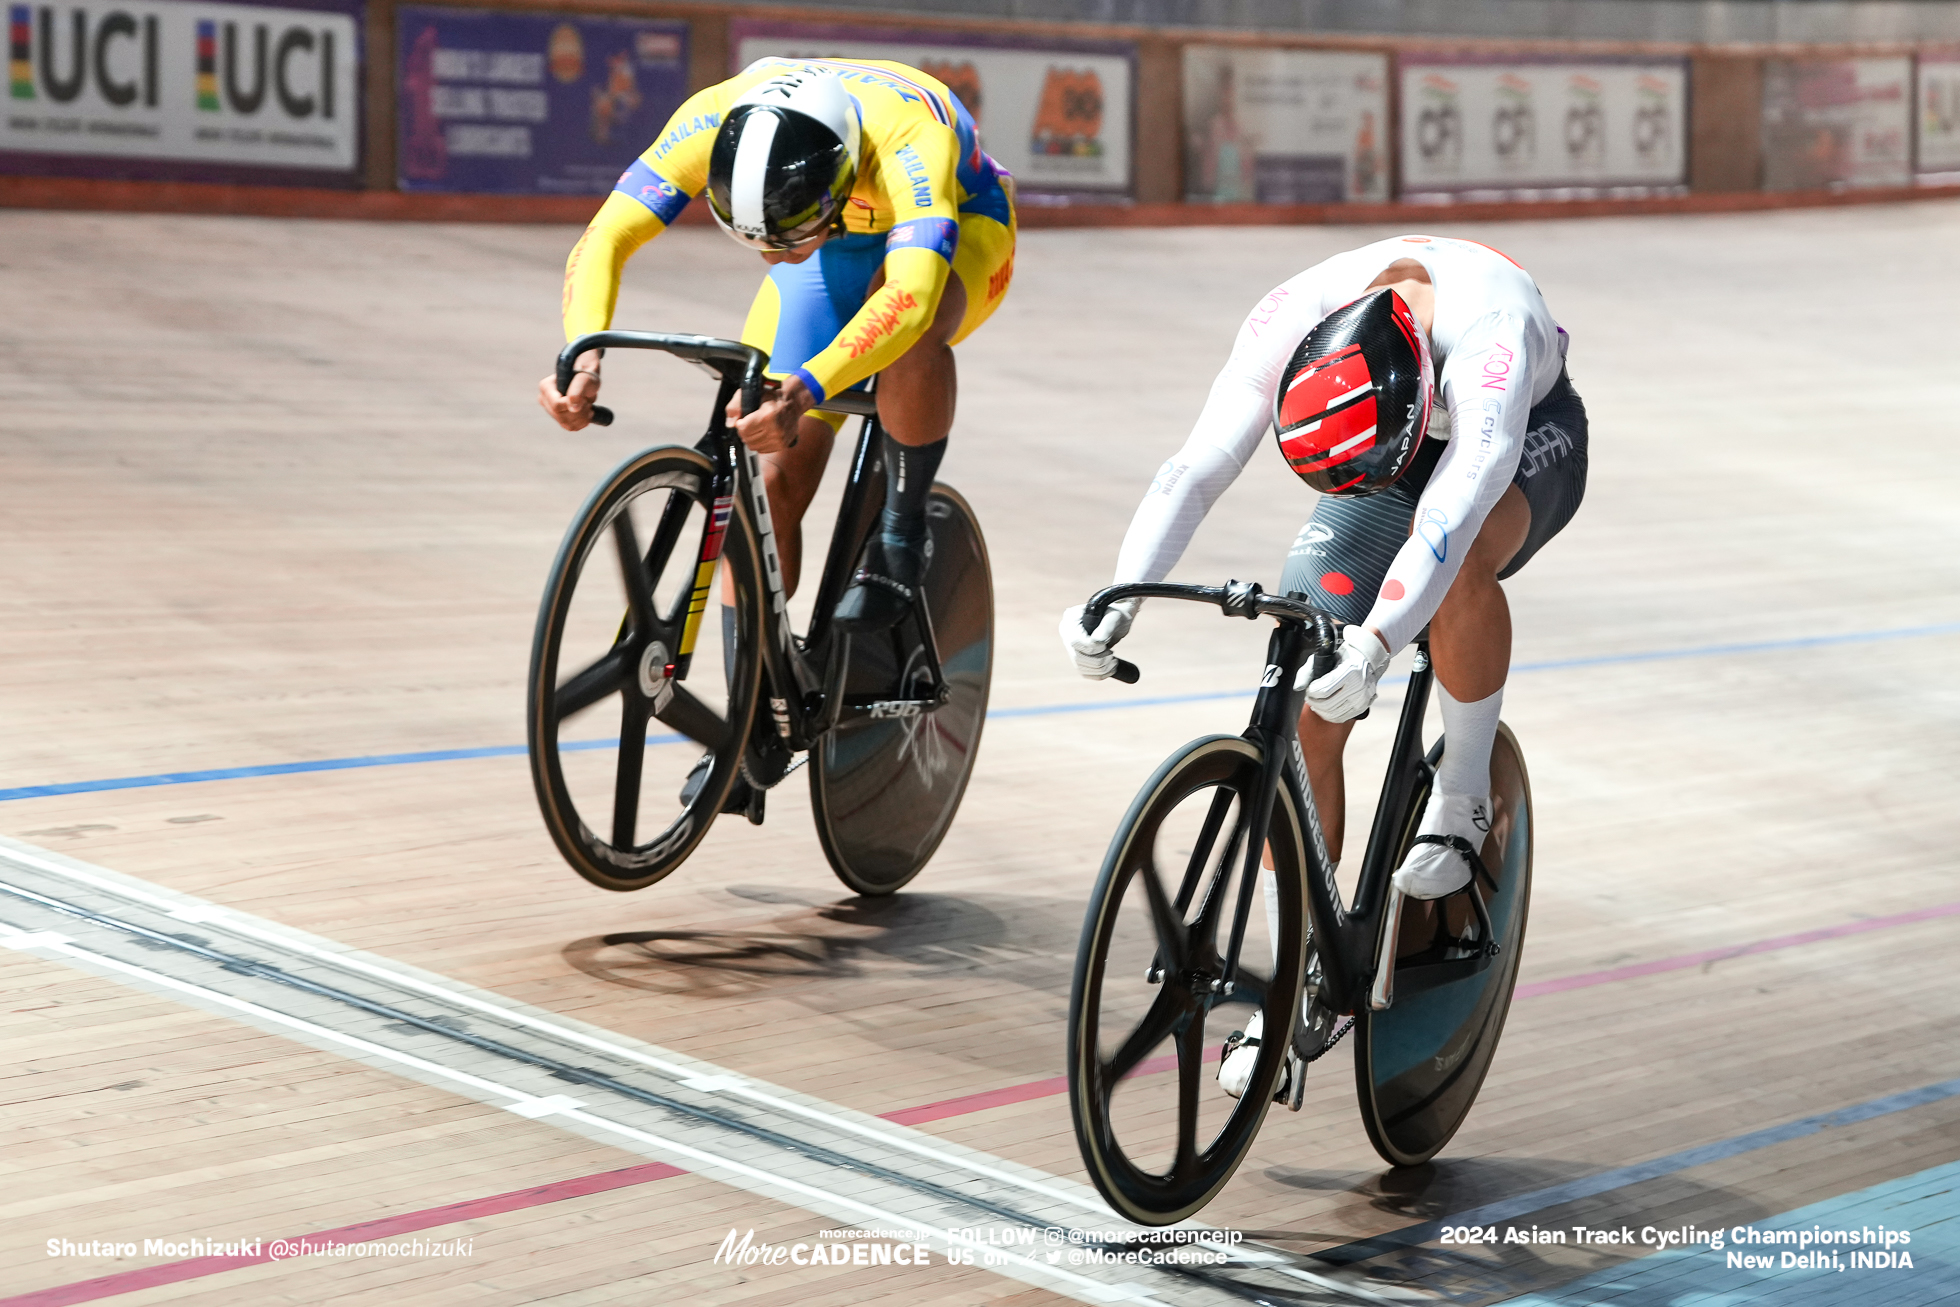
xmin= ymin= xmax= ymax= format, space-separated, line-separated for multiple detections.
xmin=740 ymin=752 xmax=806 ymax=791
xmin=1300 ymin=1012 xmax=1355 ymax=1064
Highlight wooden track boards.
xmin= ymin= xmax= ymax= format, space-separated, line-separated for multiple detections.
xmin=2 ymin=202 xmax=1959 ymax=1305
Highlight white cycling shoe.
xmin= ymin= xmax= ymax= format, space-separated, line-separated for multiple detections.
xmin=1390 ymin=793 xmax=1492 ymax=900
xmin=1217 ymin=1011 xmax=1264 ymax=1099
xmin=1217 ymin=1010 xmax=1306 ymax=1106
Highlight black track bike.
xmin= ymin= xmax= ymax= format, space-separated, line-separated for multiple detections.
xmin=526 ymin=332 xmax=992 ymax=896
xmin=1065 ymin=581 xmax=1532 ymax=1224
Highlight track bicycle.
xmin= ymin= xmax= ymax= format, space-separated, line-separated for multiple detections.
xmin=526 ymin=331 xmax=993 ymax=896
xmin=1065 ymin=581 xmax=1532 ymax=1224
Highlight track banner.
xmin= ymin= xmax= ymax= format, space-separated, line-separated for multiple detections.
xmin=730 ymin=20 xmax=1134 ymax=197
xmin=395 ymin=8 xmax=687 ymax=195
xmin=2 ymin=0 xmax=359 ymax=179
xmin=1182 ymin=46 xmax=1389 ymax=204
xmin=1917 ymin=55 xmax=1960 ymax=180
xmin=1763 ymin=58 xmax=1911 ymax=190
xmin=1398 ymin=55 xmax=1686 ymax=199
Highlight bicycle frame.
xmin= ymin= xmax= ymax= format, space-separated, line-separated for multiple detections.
xmin=555 ymin=332 xmax=951 ymax=759
xmin=1081 ymin=580 xmax=1460 ymax=1019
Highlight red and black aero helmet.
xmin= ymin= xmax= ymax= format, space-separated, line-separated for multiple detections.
xmin=1274 ymin=288 xmax=1434 ymax=496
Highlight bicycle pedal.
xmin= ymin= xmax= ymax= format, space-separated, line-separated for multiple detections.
xmin=743 ymin=784 xmax=766 ymax=826
xmin=1283 ymin=1048 xmax=1307 ymax=1111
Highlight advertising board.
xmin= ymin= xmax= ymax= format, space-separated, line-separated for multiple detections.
xmin=3 ymin=0 xmax=359 ymax=181
xmin=1182 ymin=45 xmax=1389 ymax=204
xmin=1399 ymin=56 xmax=1686 ymax=198
xmin=731 ymin=20 xmax=1133 ymax=196
xmin=1763 ymin=57 xmax=1911 ymax=190
xmin=396 ymin=8 xmax=687 ymax=195
xmin=1915 ymin=55 xmax=1960 ymax=180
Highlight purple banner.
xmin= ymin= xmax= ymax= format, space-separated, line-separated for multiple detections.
xmin=729 ymin=20 xmax=1136 ymax=196
xmin=396 ymin=6 xmax=688 ymax=194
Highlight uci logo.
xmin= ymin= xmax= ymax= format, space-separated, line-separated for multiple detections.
xmin=639 ymin=179 xmax=677 ymax=201
xmin=191 ymin=16 xmax=339 ymax=118
xmin=9 ymin=5 xmax=159 ymax=107
xmin=9 ymin=6 xmax=340 ymax=117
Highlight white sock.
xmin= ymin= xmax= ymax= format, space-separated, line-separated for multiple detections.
xmin=1260 ymin=859 xmax=1332 ymax=964
xmin=1435 ymin=682 xmax=1503 ymax=798
xmin=1387 ymin=683 xmax=1503 ymax=900
xmin=1262 ymin=867 xmax=1281 ymax=964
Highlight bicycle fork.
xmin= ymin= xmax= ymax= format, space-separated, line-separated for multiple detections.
xmin=669 ymin=386 xmax=743 ymax=685
xmin=1365 ymin=647 xmax=1437 ymax=1011
xmin=1218 ymin=618 xmax=1326 ymax=997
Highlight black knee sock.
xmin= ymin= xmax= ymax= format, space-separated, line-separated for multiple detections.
xmin=879 ymin=434 xmax=946 ymax=548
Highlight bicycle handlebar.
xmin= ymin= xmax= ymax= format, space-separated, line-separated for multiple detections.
xmin=555 ymin=331 xmax=878 ymax=428
xmin=1081 ymin=580 xmax=1341 ymax=685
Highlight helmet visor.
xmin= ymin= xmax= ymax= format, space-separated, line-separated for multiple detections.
xmin=708 ymin=105 xmax=854 ymax=250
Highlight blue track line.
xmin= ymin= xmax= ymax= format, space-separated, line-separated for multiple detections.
xmin=1311 ymin=1075 xmax=1960 ymax=1267
xmin=0 ymin=736 xmax=676 ymax=803
xmin=3 ymin=620 xmax=1954 ymax=804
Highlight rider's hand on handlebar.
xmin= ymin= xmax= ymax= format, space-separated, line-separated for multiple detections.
xmin=538 ymin=349 xmax=602 ymax=431
xmin=1060 ymin=599 xmax=1139 ymax=680
xmin=1306 ymin=625 xmax=1391 ymax=723
xmin=728 ymin=374 xmax=815 ymax=454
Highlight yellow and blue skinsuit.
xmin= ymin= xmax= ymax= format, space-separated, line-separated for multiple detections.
xmin=562 ymin=57 xmax=1017 ymax=408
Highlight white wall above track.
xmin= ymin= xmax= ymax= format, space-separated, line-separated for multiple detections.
xmin=730 ymin=0 xmax=1960 ymax=44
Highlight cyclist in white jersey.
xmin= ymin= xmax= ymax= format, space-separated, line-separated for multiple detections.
xmin=1063 ymin=234 xmax=1587 ymax=914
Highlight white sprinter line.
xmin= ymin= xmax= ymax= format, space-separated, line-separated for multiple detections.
xmin=0 ymin=838 xmax=1408 ymax=1307
xmin=0 ymin=917 xmax=1164 ymax=1305
xmin=0 ymin=837 xmax=1120 ymax=1229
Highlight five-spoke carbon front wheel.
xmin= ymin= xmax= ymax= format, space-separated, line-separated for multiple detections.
xmin=528 ymin=446 xmax=763 ymax=891
xmin=1068 ymin=735 xmax=1311 ymax=1225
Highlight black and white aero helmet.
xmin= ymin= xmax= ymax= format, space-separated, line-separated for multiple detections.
xmin=707 ymin=69 xmax=863 ymax=250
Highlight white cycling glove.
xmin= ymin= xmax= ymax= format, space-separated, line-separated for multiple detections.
xmin=1305 ymin=626 xmax=1391 ymax=723
xmin=1059 ymin=598 xmax=1140 ymax=680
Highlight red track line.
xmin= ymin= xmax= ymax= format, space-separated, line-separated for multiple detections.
xmin=1 ymin=1162 xmax=685 ymax=1307
xmin=880 ymin=900 xmax=1960 ymax=1124
xmin=1510 ymin=899 xmax=1960 ymax=998
xmin=16 ymin=899 xmax=1954 ymax=1305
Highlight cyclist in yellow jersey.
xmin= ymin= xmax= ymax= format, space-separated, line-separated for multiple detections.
xmin=539 ymin=59 xmax=1016 ymax=636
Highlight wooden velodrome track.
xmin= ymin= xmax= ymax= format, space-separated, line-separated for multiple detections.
xmin=3 ymin=200 xmax=1958 ymax=1307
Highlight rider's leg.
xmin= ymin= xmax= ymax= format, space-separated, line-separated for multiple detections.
xmin=1428 ymin=484 xmax=1529 ymax=703
xmin=835 ymin=204 xmax=1013 ymax=632
xmin=723 ymin=237 xmax=879 ymax=612
xmin=1297 ymin=712 xmax=1359 ymax=862
xmin=874 ymin=269 xmax=965 ymax=447
xmin=714 ymin=415 xmax=836 ymax=611
xmin=832 ymin=272 xmax=967 ymax=633
xmin=1392 ymin=484 xmax=1530 ymax=898
xmin=753 ymin=416 xmax=838 ymax=600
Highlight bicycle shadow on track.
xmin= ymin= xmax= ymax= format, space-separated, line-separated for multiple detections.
xmin=1253 ymin=1162 xmax=1783 ymax=1306
xmin=560 ymin=887 xmax=1083 ymax=999
xmin=1266 ymin=1156 xmax=1596 ymax=1219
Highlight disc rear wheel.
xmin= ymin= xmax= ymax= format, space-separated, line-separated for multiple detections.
xmin=811 ymin=484 xmax=991 ymax=896
xmin=1355 ymin=723 xmax=1533 ymax=1165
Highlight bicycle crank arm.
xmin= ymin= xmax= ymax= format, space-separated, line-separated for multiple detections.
xmin=1369 ymin=887 xmax=1408 ymax=1011
xmin=835 ymin=693 xmax=946 ymax=722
